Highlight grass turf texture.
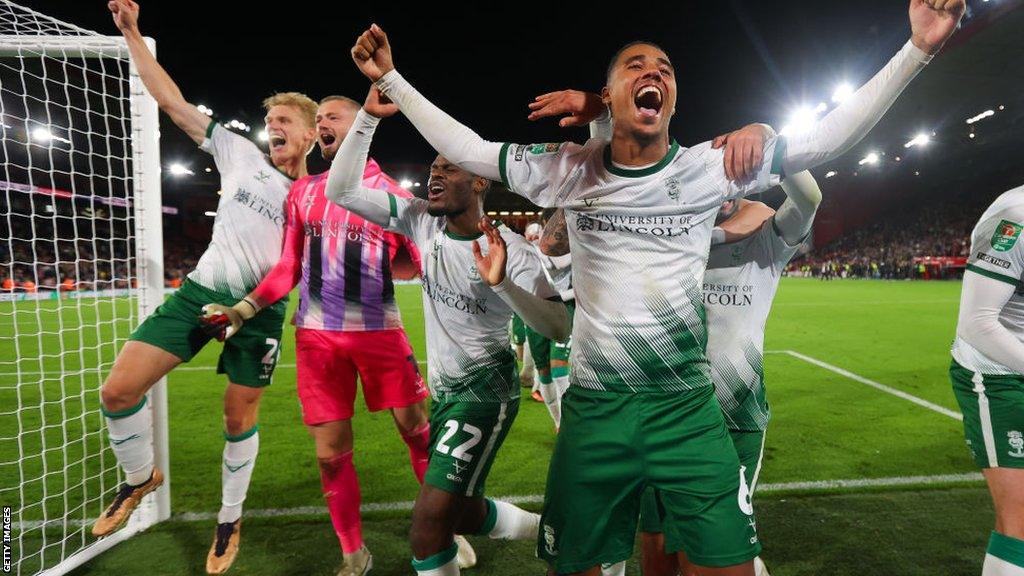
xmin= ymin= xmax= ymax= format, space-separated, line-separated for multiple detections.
xmin=1 ymin=279 xmax=994 ymax=574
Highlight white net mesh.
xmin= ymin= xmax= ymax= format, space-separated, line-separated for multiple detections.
xmin=0 ymin=3 xmax=158 ymax=574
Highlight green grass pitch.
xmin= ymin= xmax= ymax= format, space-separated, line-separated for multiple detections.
xmin=0 ymin=278 xmax=995 ymax=575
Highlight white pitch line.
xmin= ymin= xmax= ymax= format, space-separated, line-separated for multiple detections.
xmin=12 ymin=472 xmax=984 ymax=530
xmin=778 ymin=349 xmax=962 ymax=421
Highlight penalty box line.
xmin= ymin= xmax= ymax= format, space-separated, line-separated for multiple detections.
xmin=14 ymin=472 xmax=984 ymax=530
xmin=765 ymin=349 xmax=962 ymax=421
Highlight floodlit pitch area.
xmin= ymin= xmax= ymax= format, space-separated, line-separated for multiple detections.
xmin=2 ymin=278 xmax=991 ymax=575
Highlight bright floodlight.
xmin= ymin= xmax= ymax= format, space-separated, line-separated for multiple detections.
xmin=204 ymin=211 xmax=218 ymax=217
xmin=400 ymin=179 xmax=414 ymax=188
xmin=169 ymin=163 xmax=194 ymax=176
xmin=780 ymin=105 xmax=818 ymax=137
xmin=966 ymin=110 xmax=995 ymax=125
xmin=858 ymin=152 xmax=880 ymax=166
xmin=832 ymin=83 xmax=854 ymax=104
xmin=825 ymin=170 xmax=837 ymax=178
xmin=31 ymin=127 xmax=53 ymax=142
xmin=414 ymin=182 xmax=422 ymax=187
xmin=257 ymin=130 xmax=269 ymax=142
xmin=815 ymin=102 xmax=828 ymax=113
xmin=904 ymin=133 xmax=930 ymax=148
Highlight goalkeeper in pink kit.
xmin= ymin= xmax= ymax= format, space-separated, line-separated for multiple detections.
xmin=203 ymin=95 xmax=475 ymax=575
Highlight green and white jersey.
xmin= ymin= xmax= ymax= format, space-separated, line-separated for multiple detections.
xmin=952 ymin=186 xmax=1024 ymax=375
xmin=499 ymin=137 xmax=785 ymax=393
xmin=705 ymin=219 xmax=804 ymax=430
xmin=188 ymin=122 xmax=292 ymax=298
xmin=387 ymin=196 xmax=559 ymax=402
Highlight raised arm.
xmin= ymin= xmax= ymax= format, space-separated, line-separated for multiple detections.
xmin=323 ymin=88 xmax=405 ymax=228
xmin=957 ymin=273 xmax=1024 ymax=374
xmin=781 ymin=0 xmax=963 ymax=175
xmin=773 ymin=171 xmax=822 ymax=246
xmin=108 ymin=0 xmax=209 ymax=144
xmin=351 ymin=25 xmax=502 ymax=181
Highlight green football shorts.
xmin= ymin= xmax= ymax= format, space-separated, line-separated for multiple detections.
xmin=129 ymin=278 xmax=286 ymax=387
xmin=951 ymin=359 xmax=1024 ymax=469
xmin=538 ymin=386 xmax=760 ymax=572
xmin=424 ymin=398 xmax=520 ymax=497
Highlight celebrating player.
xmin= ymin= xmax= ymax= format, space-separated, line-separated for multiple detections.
xmin=325 ymin=86 xmax=569 ymax=576
xmin=198 ymin=93 xmax=477 ymax=574
xmin=950 ymin=185 xmax=1024 ymax=576
xmin=637 ymin=172 xmax=821 ymax=576
xmin=348 ymin=2 xmax=961 ymax=571
xmin=96 ymin=1 xmax=315 ymax=573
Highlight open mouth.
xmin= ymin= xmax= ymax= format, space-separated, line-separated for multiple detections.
xmin=633 ymin=84 xmax=663 ymax=118
xmin=319 ymin=131 xmax=336 ymax=147
xmin=427 ymin=181 xmax=445 ymax=201
xmin=269 ymin=133 xmax=287 ymax=152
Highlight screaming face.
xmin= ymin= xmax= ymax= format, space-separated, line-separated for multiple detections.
xmin=603 ymin=43 xmax=676 ymax=144
xmin=263 ymin=104 xmax=315 ymax=168
xmin=427 ymin=155 xmax=485 ymax=218
xmin=315 ymin=99 xmax=359 ymax=161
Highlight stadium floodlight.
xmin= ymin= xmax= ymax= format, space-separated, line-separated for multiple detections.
xmin=499 ymin=211 xmax=510 ymax=215
xmin=204 ymin=211 xmax=217 ymax=217
xmin=197 ymin=104 xmax=214 ymax=116
xmin=30 ymin=126 xmax=52 ymax=142
xmin=205 ymin=167 xmax=212 ymax=172
xmin=832 ymin=82 xmax=854 ymax=103
xmin=168 ymin=163 xmax=194 ymax=176
xmin=858 ymin=152 xmax=880 ymax=165
xmin=904 ymin=133 xmax=930 ymax=148
xmin=825 ymin=170 xmax=837 ymax=178
xmin=400 ymin=179 xmax=414 ymax=188
xmin=815 ymin=102 xmax=828 ymax=113
xmin=965 ymin=110 xmax=995 ymax=124
xmin=780 ymin=105 xmax=819 ymax=137
xmin=257 ymin=129 xmax=269 ymax=142
xmin=414 ymin=182 xmax=422 ymax=187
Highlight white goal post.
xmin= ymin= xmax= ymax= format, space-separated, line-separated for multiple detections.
xmin=0 ymin=2 xmax=168 ymax=574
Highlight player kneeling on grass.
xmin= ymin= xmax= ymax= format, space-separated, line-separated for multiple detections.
xmin=950 ymin=185 xmax=1024 ymax=576
xmin=96 ymin=2 xmax=315 ymax=574
xmin=325 ymin=85 xmax=570 ymax=575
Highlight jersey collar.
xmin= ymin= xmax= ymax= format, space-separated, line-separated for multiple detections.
xmin=603 ymin=140 xmax=680 ymax=178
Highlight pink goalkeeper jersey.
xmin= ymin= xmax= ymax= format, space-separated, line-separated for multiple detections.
xmin=251 ymin=159 xmax=421 ymax=331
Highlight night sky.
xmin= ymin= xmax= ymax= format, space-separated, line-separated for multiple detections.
xmin=22 ymin=1 xmax=950 ymax=172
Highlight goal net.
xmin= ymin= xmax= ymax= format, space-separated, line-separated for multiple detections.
xmin=0 ymin=2 xmax=167 ymax=574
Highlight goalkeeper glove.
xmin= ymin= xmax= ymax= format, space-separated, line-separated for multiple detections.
xmin=199 ymin=297 xmax=260 ymax=341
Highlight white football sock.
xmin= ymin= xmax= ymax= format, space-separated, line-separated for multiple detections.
xmin=601 ymin=561 xmax=626 ymax=576
xmin=984 ymin=531 xmax=1024 ymax=575
xmin=104 ymin=396 xmax=154 ymax=486
xmin=218 ymin=426 xmax=259 ymax=524
xmin=482 ymin=499 xmax=540 ymax=541
xmin=413 ymin=542 xmax=460 ymax=575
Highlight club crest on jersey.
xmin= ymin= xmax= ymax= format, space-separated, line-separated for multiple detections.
xmin=991 ymin=220 xmax=1023 ymax=252
xmin=254 ymin=169 xmax=271 ymax=184
xmin=665 ymin=178 xmax=681 ymax=202
xmin=467 ymin=265 xmax=481 ymax=282
xmin=232 ymin=187 xmax=251 ymax=204
xmin=1009 ymin=431 xmax=1024 ymax=458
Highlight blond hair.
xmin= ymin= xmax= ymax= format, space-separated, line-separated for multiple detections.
xmin=262 ymin=92 xmax=317 ymax=129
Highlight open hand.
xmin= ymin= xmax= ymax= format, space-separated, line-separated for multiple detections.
xmin=471 ymin=218 xmax=508 ymax=287
xmin=712 ymin=123 xmax=773 ymax=182
xmin=910 ymin=0 xmax=965 ymax=55
xmin=528 ymin=90 xmax=605 ymax=128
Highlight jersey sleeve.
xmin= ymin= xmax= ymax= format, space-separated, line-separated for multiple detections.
xmin=199 ymin=121 xmax=263 ymax=171
xmin=504 ymin=235 xmax=560 ymax=300
xmin=764 ymin=216 xmax=807 ymax=270
xmin=497 ymin=141 xmax=585 ymax=208
xmin=388 ymin=195 xmax=434 ymax=247
xmin=698 ymin=135 xmax=786 ymax=201
xmin=967 ymin=210 xmax=1024 ymax=288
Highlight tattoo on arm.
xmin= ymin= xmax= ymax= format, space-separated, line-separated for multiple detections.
xmin=539 ymin=209 xmax=570 ymax=256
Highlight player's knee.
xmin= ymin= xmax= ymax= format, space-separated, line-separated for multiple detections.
xmin=222 ymin=413 xmax=253 ymax=436
xmin=317 ymin=451 xmax=350 ymax=478
xmin=99 ymin=380 xmax=142 ymax=412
